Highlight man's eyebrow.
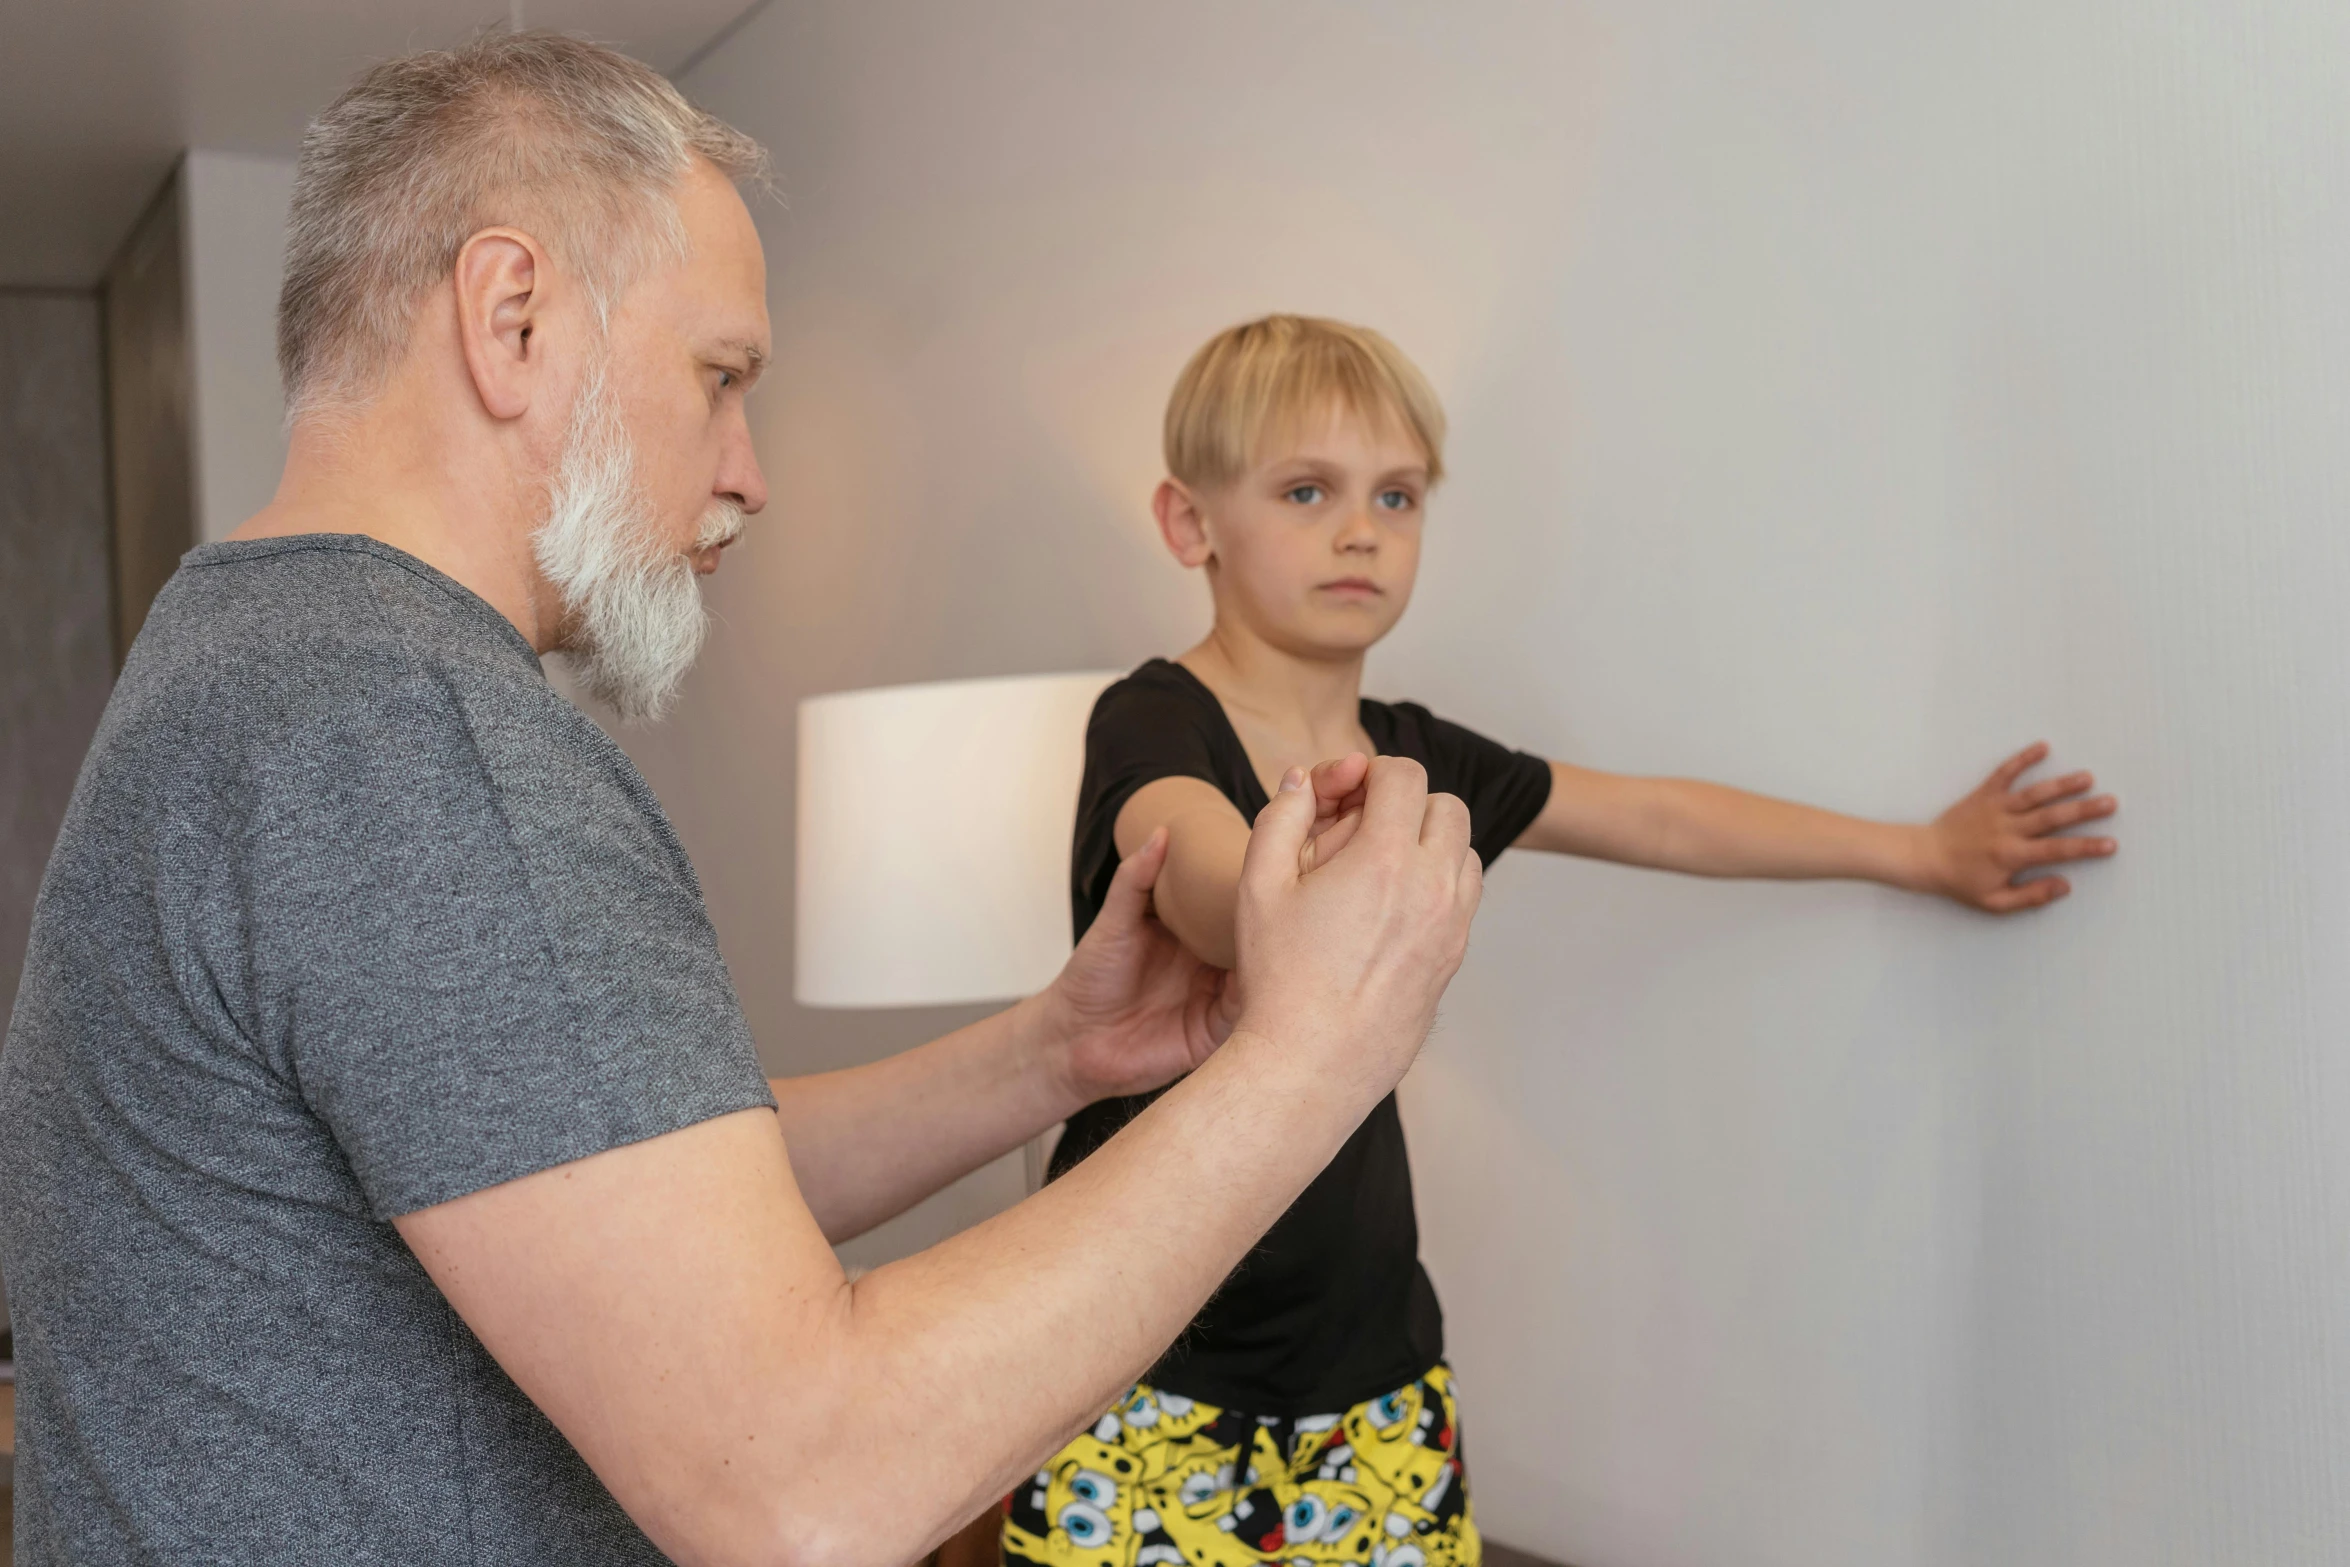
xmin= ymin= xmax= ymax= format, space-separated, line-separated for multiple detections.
xmin=713 ymin=339 xmax=770 ymax=380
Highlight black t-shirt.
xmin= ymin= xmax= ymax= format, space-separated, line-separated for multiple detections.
xmin=1052 ymin=658 xmax=1553 ymax=1415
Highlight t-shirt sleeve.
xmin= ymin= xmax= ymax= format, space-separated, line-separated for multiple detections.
xmin=243 ymin=663 xmax=774 ymax=1219
xmin=1069 ymin=672 xmax=1231 ymax=941
xmin=1388 ymin=701 xmax=1555 ymax=865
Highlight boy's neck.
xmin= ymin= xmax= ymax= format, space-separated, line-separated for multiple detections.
xmin=1179 ymin=621 xmax=1365 ymax=738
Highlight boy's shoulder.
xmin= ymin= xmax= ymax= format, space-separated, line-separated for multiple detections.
xmin=1090 ymin=658 xmax=1220 ymax=728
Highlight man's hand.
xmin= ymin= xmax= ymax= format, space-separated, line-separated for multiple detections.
xmin=1924 ymin=742 xmax=2119 ymax=912
xmin=1298 ymin=752 xmax=1372 ymax=872
xmin=1229 ymin=756 xmax=1483 ymax=1095
xmin=1040 ymin=828 xmax=1239 ymax=1103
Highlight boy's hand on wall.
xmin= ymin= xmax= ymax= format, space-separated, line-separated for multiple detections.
xmin=1925 ymin=742 xmax=2119 ymax=913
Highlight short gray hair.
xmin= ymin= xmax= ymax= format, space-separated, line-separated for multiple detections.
xmin=278 ymin=30 xmax=767 ymax=420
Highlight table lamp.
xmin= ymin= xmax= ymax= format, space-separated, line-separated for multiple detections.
xmin=796 ymin=669 xmax=1121 ymax=1009
xmin=796 ymin=670 xmax=1122 ymax=1189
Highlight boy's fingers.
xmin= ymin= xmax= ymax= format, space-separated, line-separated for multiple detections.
xmin=1356 ymin=755 xmax=1432 ymax=847
xmin=1243 ymin=769 xmax=1319 ymax=894
xmin=1988 ymin=741 xmax=2051 ymax=792
xmin=2021 ymin=796 xmax=2117 ymax=836
xmin=2019 ymin=834 xmax=2116 ymax=865
xmin=2013 ymin=771 xmax=2095 ymax=810
xmin=1985 ymin=876 xmax=2069 ymax=913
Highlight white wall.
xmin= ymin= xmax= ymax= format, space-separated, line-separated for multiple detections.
xmin=661 ymin=3 xmax=2350 ymax=1563
xmin=182 ymin=149 xmax=295 ymax=541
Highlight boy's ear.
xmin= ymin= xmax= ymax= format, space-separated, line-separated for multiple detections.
xmin=1153 ymin=479 xmax=1216 ymax=569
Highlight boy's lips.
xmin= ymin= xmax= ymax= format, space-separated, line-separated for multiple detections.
xmin=1318 ymin=577 xmax=1383 ymax=597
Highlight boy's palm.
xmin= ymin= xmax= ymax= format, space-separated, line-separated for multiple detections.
xmin=1930 ymin=742 xmax=2119 ymax=913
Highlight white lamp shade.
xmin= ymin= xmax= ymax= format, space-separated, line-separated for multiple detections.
xmin=794 ymin=670 xmax=1122 ymax=1008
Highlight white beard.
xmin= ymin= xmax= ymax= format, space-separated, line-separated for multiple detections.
xmin=534 ymin=367 xmax=744 ymax=722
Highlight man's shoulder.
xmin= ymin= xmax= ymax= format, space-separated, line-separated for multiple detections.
xmin=163 ymin=534 xmax=536 ymax=679
xmin=125 ymin=536 xmax=557 ymax=736
xmin=94 ymin=534 xmax=622 ymax=828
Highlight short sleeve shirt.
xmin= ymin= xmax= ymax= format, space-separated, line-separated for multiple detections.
xmin=1052 ymin=659 xmax=1552 ymax=1415
xmin=0 ymin=536 xmax=776 ymax=1565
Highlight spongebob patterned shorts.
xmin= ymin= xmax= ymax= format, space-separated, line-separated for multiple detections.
xmin=1002 ymin=1363 xmax=1477 ymax=1567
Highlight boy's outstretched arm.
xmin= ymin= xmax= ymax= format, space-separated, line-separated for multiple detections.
xmin=1514 ymin=742 xmax=2118 ymax=913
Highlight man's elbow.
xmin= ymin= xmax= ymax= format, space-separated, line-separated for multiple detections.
xmin=641 ymin=1487 xmax=871 ymax=1567
xmin=632 ymin=1417 xmax=929 ymax=1567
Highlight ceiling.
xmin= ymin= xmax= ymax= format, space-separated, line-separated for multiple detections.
xmin=0 ymin=0 xmax=763 ymax=287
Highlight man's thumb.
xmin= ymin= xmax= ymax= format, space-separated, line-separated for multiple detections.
xmin=1098 ymin=826 xmax=1169 ymax=925
xmin=1242 ymin=768 xmax=1315 ymax=896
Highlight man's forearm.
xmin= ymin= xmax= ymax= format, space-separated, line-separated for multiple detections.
xmin=770 ymin=994 xmax=1079 ymax=1243
xmin=785 ymin=1022 xmax=1390 ymax=1566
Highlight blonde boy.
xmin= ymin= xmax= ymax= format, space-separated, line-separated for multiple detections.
xmin=1001 ymin=316 xmax=2118 ymax=1567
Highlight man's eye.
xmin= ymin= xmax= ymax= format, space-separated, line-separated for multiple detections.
xmin=1285 ymin=484 xmax=1324 ymax=505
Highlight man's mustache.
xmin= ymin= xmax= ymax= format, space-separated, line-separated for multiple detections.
xmin=696 ymin=500 xmax=746 ymax=554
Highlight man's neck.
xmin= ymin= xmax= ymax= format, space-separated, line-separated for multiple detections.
xmin=231 ymin=392 xmax=561 ymax=651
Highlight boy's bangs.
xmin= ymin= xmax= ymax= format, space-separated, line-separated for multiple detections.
xmin=1245 ymin=356 xmax=1430 ymax=478
xmin=1166 ymin=315 xmax=1448 ymax=490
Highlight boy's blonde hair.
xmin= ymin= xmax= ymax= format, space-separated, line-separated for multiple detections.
xmin=1164 ymin=315 xmax=1447 ymax=490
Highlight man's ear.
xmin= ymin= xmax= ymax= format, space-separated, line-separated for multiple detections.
xmin=1153 ymin=479 xmax=1216 ymax=569
xmin=453 ymin=227 xmax=551 ymax=422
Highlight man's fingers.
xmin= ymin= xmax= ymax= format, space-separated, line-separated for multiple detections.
xmin=1243 ymin=768 xmax=1319 ymax=894
xmin=1094 ymin=827 xmax=1170 ymax=927
xmin=1419 ymin=791 xmax=1473 ymax=860
xmin=1454 ymin=842 xmax=1485 ymax=921
xmin=1356 ymin=755 xmax=1432 ymax=847
xmin=1301 ymin=808 xmax=1365 ymax=873
xmin=1310 ymin=753 xmax=1371 ymax=810
xmin=1988 ymin=741 xmax=2051 ymax=792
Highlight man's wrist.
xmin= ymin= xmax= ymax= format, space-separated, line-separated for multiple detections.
xmin=1013 ymin=984 xmax=1093 ymax=1119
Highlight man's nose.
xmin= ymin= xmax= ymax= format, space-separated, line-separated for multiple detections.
xmin=721 ymin=427 xmax=769 ymax=516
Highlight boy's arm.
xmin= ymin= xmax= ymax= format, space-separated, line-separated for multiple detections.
xmin=1115 ymin=757 xmax=1374 ymax=970
xmin=1515 ymin=742 xmax=2118 ymax=913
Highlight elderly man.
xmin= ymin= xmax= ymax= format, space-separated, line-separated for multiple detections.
xmin=0 ymin=32 xmax=1483 ymax=1567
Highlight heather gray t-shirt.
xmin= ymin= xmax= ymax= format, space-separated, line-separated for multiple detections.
xmin=0 ymin=535 xmax=776 ymax=1565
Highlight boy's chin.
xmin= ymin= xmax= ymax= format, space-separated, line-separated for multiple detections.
xmin=1270 ymin=614 xmax=1395 ymax=661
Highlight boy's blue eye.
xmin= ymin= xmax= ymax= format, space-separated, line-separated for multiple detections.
xmin=1285 ymin=484 xmax=1324 ymax=505
xmin=1378 ymin=489 xmax=1413 ymax=511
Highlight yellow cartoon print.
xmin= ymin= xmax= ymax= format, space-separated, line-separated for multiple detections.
xmin=1003 ymin=1366 xmax=1478 ymax=1567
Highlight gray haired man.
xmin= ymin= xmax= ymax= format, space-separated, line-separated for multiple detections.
xmin=0 ymin=32 xmax=1484 ymax=1567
